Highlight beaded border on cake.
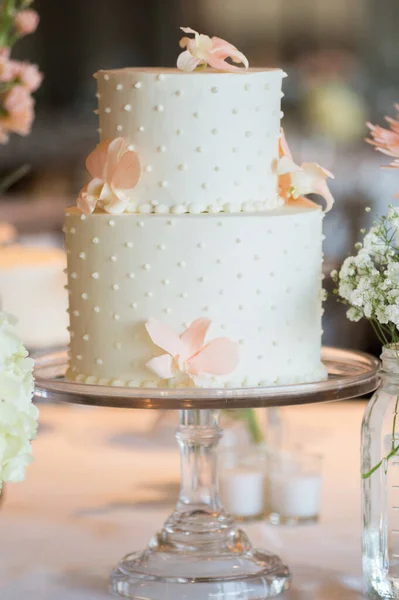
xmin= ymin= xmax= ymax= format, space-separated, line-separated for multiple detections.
xmin=124 ymin=198 xmax=284 ymax=215
xmin=68 ymin=365 xmax=327 ymax=389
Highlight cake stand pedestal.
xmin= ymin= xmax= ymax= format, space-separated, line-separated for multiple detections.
xmin=34 ymin=347 xmax=380 ymax=600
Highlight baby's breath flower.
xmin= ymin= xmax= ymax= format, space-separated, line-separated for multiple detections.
xmin=334 ymin=213 xmax=399 ymax=346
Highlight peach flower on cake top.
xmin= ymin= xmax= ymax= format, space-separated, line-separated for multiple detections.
xmin=276 ymin=129 xmax=335 ymax=212
xmin=177 ymin=27 xmax=249 ymax=73
xmin=77 ymin=138 xmax=141 ymax=215
xmin=367 ymin=106 xmax=399 ymax=168
xmin=145 ymin=318 xmax=240 ymax=386
xmin=14 ymin=9 xmax=39 ymax=36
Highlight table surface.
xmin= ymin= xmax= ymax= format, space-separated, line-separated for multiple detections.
xmin=0 ymin=400 xmax=367 ymax=600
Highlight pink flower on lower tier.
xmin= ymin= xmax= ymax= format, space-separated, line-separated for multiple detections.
xmin=367 ymin=106 xmax=399 ymax=168
xmin=77 ymin=138 xmax=141 ymax=215
xmin=1 ymin=85 xmax=34 ymax=137
xmin=177 ymin=27 xmax=249 ymax=72
xmin=276 ymin=129 xmax=335 ymax=212
xmin=14 ymin=10 xmax=39 ymax=36
xmin=145 ymin=318 xmax=240 ymax=385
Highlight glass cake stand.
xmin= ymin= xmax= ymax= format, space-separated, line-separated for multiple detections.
xmin=34 ymin=347 xmax=380 ymax=600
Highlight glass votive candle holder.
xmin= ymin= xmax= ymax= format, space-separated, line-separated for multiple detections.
xmin=267 ymin=449 xmax=323 ymax=525
xmin=219 ymin=445 xmax=267 ymax=521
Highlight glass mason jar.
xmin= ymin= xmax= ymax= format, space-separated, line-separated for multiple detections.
xmin=362 ymin=345 xmax=399 ymax=598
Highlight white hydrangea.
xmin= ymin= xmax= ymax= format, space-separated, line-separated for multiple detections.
xmin=0 ymin=313 xmax=38 ymax=487
xmin=333 ymin=210 xmax=399 ymax=344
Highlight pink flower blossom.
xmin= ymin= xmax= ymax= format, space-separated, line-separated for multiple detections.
xmin=77 ymin=138 xmax=141 ymax=215
xmin=276 ymin=129 xmax=335 ymax=212
xmin=145 ymin=318 xmax=240 ymax=384
xmin=17 ymin=63 xmax=43 ymax=92
xmin=14 ymin=10 xmax=39 ymax=36
xmin=177 ymin=27 xmax=249 ymax=73
xmin=0 ymin=48 xmax=15 ymax=82
xmin=367 ymin=106 xmax=399 ymax=168
xmin=2 ymin=85 xmax=34 ymax=136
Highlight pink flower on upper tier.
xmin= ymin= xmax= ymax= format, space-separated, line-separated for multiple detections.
xmin=77 ymin=138 xmax=141 ymax=215
xmin=1 ymin=85 xmax=34 ymax=139
xmin=276 ymin=129 xmax=335 ymax=212
xmin=367 ymin=106 xmax=399 ymax=168
xmin=177 ymin=27 xmax=249 ymax=73
xmin=14 ymin=10 xmax=39 ymax=36
xmin=145 ymin=318 xmax=240 ymax=385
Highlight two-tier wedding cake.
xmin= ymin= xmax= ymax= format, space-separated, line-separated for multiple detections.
xmin=64 ymin=28 xmax=334 ymax=388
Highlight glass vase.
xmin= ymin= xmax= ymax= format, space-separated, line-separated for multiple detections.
xmin=362 ymin=345 xmax=399 ymax=598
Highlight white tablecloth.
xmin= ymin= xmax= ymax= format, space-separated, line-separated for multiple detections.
xmin=0 ymin=401 xmax=367 ymax=599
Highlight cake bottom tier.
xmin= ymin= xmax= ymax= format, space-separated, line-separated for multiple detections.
xmin=64 ymin=204 xmax=326 ymax=388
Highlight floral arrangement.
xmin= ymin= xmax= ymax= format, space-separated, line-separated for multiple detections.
xmin=0 ymin=312 xmax=38 ymax=488
xmin=0 ymin=0 xmax=42 ymax=144
xmin=333 ymin=104 xmax=399 ymax=345
xmin=145 ymin=318 xmax=240 ymax=387
xmin=333 ymin=103 xmax=399 ymax=478
xmin=177 ymin=27 xmax=248 ymax=73
xmin=77 ymin=138 xmax=141 ymax=215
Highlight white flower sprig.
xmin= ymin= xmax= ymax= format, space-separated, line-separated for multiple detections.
xmin=0 ymin=312 xmax=38 ymax=487
xmin=332 ymin=208 xmax=399 ymax=347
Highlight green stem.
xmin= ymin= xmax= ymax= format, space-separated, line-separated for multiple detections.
xmin=246 ymin=408 xmax=264 ymax=445
xmin=224 ymin=408 xmax=264 ymax=445
xmin=362 ymin=444 xmax=399 ymax=479
xmin=393 ymin=396 xmax=399 ymax=452
xmin=0 ymin=164 xmax=30 ymax=193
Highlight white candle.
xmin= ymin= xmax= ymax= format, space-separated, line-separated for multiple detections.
xmin=220 ymin=467 xmax=266 ymax=518
xmin=268 ymin=472 xmax=322 ymax=519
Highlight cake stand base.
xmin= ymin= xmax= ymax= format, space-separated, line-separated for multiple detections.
xmin=111 ymin=532 xmax=290 ymax=600
xmin=109 ymin=409 xmax=290 ymax=599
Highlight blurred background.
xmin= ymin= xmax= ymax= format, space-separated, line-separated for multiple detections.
xmin=1 ymin=0 xmax=399 ymax=355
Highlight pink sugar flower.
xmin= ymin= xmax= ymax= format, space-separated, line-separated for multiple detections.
xmin=77 ymin=137 xmax=141 ymax=215
xmin=14 ymin=10 xmax=39 ymax=36
xmin=177 ymin=27 xmax=249 ymax=73
xmin=145 ymin=318 xmax=240 ymax=384
xmin=2 ymin=85 xmax=34 ymax=136
xmin=367 ymin=106 xmax=399 ymax=168
xmin=276 ymin=129 xmax=335 ymax=212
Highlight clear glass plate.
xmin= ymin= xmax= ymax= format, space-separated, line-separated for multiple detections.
xmin=34 ymin=347 xmax=380 ymax=409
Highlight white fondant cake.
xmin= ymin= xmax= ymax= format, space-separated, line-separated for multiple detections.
xmin=0 ymin=246 xmax=69 ymax=349
xmin=96 ymin=68 xmax=284 ymax=214
xmin=65 ymin=199 xmax=325 ymax=387
xmin=65 ymin=59 xmax=329 ymax=388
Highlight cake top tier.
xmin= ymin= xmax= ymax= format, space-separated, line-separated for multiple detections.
xmin=95 ymin=67 xmax=285 ymax=215
xmin=74 ymin=28 xmax=334 ymax=217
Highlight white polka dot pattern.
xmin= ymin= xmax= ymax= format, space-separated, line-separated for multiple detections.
xmin=65 ymin=203 xmax=326 ymax=387
xmin=96 ymin=68 xmax=284 ymax=213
